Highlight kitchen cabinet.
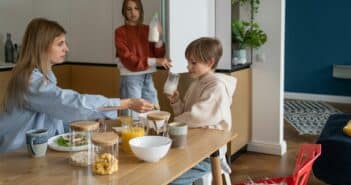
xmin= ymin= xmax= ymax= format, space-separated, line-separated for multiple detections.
xmin=229 ymin=68 xmax=251 ymax=155
xmin=0 ymin=71 xmax=12 ymax=111
xmin=70 ymin=65 xmax=119 ymax=98
xmin=52 ymin=64 xmax=72 ymax=89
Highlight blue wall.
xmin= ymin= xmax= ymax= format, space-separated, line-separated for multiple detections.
xmin=285 ymin=0 xmax=351 ymax=96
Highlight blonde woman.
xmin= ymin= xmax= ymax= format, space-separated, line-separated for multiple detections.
xmin=0 ymin=18 xmax=154 ymax=153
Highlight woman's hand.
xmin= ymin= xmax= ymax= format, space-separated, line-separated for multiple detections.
xmin=122 ymin=98 xmax=154 ymax=113
xmin=98 ymin=98 xmax=154 ymax=113
xmin=156 ymin=58 xmax=172 ymax=70
xmin=166 ymin=91 xmax=179 ymax=104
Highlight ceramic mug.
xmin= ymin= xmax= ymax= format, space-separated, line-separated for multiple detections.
xmin=168 ymin=122 xmax=188 ymax=148
xmin=26 ymin=129 xmax=48 ymax=157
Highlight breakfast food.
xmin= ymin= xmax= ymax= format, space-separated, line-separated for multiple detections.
xmin=92 ymin=153 xmax=118 ymax=175
xmin=57 ymin=133 xmax=87 ymax=147
xmin=122 ymin=127 xmax=145 ymax=153
xmin=69 ymin=151 xmax=91 ymax=167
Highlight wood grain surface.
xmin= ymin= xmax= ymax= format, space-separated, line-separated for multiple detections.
xmin=0 ymin=129 xmax=237 ymax=185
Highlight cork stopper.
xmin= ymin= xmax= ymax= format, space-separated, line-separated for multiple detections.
xmin=147 ymin=111 xmax=171 ymax=121
xmin=92 ymin=132 xmax=119 ymax=146
xmin=70 ymin=120 xmax=100 ymax=132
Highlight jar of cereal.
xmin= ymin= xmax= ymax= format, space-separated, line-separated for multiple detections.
xmin=91 ymin=132 xmax=119 ymax=175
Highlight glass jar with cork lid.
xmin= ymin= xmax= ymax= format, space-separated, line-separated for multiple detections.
xmin=146 ymin=111 xmax=171 ymax=136
xmin=69 ymin=120 xmax=100 ymax=167
xmin=91 ymin=132 xmax=119 ymax=175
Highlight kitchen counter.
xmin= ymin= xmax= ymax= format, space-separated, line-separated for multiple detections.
xmin=0 ymin=62 xmax=251 ymax=72
xmin=216 ymin=63 xmax=251 ymax=73
xmin=0 ymin=63 xmax=15 ymax=71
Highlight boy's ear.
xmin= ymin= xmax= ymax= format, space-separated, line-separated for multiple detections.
xmin=208 ymin=58 xmax=215 ymax=67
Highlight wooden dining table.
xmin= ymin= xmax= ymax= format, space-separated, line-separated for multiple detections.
xmin=0 ymin=128 xmax=237 ymax=185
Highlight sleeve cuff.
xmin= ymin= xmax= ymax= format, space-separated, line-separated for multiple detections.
xmin=107 ymin=98 xmax=120 ymax=107
xmin=148 ymin=58 xmax=157 ymax=68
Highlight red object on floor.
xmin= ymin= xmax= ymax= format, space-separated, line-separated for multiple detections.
xmin=234 ymin=144 xmax=321 ymax=185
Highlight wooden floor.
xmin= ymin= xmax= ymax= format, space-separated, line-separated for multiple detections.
xmin=230 ymin=102 xmax=351 ymax=185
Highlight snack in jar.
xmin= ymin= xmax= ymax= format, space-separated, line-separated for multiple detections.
xmin=91 ymin=132 xmax=119 ymax=175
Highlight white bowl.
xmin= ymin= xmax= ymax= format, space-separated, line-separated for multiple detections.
xmin=129 ymin=136 xmax=172 ymax=163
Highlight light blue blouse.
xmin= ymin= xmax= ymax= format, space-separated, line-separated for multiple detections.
xmin=0 ymin=68 xmax=118 ymax=153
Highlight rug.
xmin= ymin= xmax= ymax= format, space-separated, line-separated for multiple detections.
xmin=284 ymin=99 xmax=343 ymax=135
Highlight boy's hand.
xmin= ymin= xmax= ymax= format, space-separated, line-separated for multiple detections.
xmin=156 ymin=58 xmax=172 ymax=70
xmin=167 ymin=91 xmax=179 ymax=104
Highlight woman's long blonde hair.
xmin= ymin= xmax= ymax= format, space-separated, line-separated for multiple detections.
xmin=2 ymin=18 xmax=66 ymax=112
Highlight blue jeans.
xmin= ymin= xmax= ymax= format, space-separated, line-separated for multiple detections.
xmin=170 ymin=158 xmax=211 ymax=185
xmin=120 ymin=74 xmax=158 ymax=119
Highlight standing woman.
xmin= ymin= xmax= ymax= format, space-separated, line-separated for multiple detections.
xmin=115 ymin=0 xmax=172 ymax=113
xmin=0 ymin=18 xmax=154 ymax=153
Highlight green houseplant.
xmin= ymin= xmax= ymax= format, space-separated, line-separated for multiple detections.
xmin=231 ymin=0 xmax=267 ymax=64
xmin=232 ymin=20 xmax=267 ymax=49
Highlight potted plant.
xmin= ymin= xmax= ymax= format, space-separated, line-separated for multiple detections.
xmin=231 ymin=0 xmax=267 ymax=65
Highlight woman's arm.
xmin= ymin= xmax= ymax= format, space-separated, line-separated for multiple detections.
xmin=27 ymin=77 xmax=119 ymax=122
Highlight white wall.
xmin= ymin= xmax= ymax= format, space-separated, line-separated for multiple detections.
xmin=215 ymin=0 xmax=231 ymax=70
xmin=0 ymin=0 xmax=129 ymax=64
xmin=0 ymin=0 xmax=33 ymax=63
xmin=246 ymin=0 xmax=287 ymax=155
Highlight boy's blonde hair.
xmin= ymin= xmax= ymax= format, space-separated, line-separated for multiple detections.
xmin=185 ymin=37 xmax=222 ymax=69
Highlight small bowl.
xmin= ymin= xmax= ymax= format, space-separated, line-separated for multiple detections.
xmin=129 ymin=136 xmax=172 ymax=163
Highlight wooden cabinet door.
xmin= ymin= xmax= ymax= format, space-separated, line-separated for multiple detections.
xmin=229 ymin=68 xmax=251 ymax=155
xmin=0 ymin=71 xmax=12 ymax=111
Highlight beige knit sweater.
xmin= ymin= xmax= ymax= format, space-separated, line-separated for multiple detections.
xmin=171 ymin=72 xmax=237 ymax=131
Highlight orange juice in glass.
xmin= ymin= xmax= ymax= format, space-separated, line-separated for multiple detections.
xmin=122 ymin=127 xmax=145 ymax=153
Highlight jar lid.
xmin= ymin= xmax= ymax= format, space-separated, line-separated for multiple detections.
xmin=92 ymin=132 xmax=119 ymax=146
xmin=147 ymin=111 xmax=171 ymax=121
xmin=70 ymin=121 xmax=100 ymax=131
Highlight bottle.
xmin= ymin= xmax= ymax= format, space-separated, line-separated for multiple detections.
xmin=5 ymin=33 xmax=14 ymax=63
xmin=148 ymin=13 xmax=160 ymax=42
xmin=13 ymin=44 xmax=18 ymax=63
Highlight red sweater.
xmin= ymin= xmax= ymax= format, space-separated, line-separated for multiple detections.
xmin=115 ymin=24 xmax=165 ymax=72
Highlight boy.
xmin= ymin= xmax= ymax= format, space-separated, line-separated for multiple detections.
xmin=167 ymin=37 xmax=237 ymax=184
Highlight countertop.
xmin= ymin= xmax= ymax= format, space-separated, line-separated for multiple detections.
xmin=0 ymin=61 xmax=251 ymax=72
xmin=0 ymin=63 xmax=15 ymax=70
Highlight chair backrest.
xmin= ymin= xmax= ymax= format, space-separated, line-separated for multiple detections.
xmin=292 ymin=144 xmax=322 ymax=185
